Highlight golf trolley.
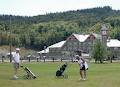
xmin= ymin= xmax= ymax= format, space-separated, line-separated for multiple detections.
xmin=20 ymin=66 xmax=36 ymax=79
xmin=56 ymin=63 xmax=68 ymax=78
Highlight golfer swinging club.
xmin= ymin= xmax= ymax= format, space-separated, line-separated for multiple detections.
xmin=75 ymin=50 xmax=88 ymax=80
xmin=12 ymin=48 xmax=20 ymax=79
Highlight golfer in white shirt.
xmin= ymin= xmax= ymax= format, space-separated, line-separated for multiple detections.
xmin=12 ymin=48 xmax=20 ymax=79
xmin=75 ymin=50 xmax=88 ymax=80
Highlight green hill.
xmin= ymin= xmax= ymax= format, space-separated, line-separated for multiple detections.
xmin=0 ymin=6 xmax=120 ymax=50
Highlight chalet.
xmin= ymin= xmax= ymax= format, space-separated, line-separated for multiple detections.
xmin=38 ymin=33 xmax=101 ymax=60
xmin=38 ymin=24 xmax=120 ymax=60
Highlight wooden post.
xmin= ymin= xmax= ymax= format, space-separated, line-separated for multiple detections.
xmin=2 ymin=56 xmax=4 ymax=63
xmin=9 ymin=16 xmax=12 ymax=63
xmin=37 ymin=57 xmax=39 ymax=62
xmin=43 ymin=56 xmax=46 ymax=62
xmin=71 ymin=58 xmax=73 ymax=62
xmin=52 ymin=57 xmax=54 ymax=62
xmin=28 ymin=57 xmax=30 ymax=62
xmin=61 ymin=58 xmax=63 ymax=62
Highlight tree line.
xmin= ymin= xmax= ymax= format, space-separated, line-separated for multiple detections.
xmin=0 ymin=6 xmax=120 ymax=50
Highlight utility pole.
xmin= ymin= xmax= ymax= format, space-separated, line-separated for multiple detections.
xmin=9 ymin=16 xmax=12 ymax=62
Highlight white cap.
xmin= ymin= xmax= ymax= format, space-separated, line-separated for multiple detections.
xmin=16 ymin=48 xmax=20 ymax=51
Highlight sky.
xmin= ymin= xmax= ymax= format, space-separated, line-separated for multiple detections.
xmin=0 ymin=0 xmax=120 ymax=16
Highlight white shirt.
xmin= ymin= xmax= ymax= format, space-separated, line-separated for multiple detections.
xmin=12 ymin=52 xmax=20 ymax=63
xmin=78 ymin=59 xmax=83 ymax=68
xmin=78 ymin=58 xmax=88 ymax=70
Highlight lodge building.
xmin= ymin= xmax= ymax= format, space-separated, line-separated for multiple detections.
xmin=38 ymin=25 xmax=120 ymax=60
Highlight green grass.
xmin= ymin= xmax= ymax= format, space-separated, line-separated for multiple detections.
xmin=0 ymin=62 xmax=120 ymax=87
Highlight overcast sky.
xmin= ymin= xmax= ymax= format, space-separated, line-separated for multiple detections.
xmin=0 ymin=0 xmax=120 ymax=16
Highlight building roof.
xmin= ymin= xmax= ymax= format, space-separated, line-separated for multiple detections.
xmin=73 ymin=33 xmax=89 ymax=42
xmin=49 ymin=41 xmax=66 ymax=48
xmin=101 ymin=24 xmax=108 ymax=30
xmin=107 ymin=39 xmax=120 ymax=47
xmin=38 ymin=41 xmax=66 ymax=53
xmin=73 ymin=33 xmax=101 ymax=42
xmin=6 ymin=52 xmax=15 ymax=56
xmin=91 ymin=33 xmax=102 ymax=39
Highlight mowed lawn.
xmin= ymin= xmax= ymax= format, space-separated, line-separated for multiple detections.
xmin=0 ymin=62 xmax=120 ymax=87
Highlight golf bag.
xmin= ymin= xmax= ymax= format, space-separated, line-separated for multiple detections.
xmin=56 ymin=63 xmax=68 ymax=78
xmin=21 ymin=66 xmax=36 ymax=79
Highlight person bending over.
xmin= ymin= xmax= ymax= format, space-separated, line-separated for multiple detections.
xmin=75 ymin=51 xmax=88 ymax=80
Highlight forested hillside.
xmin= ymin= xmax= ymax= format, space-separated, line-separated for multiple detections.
xmin=0 ymin=6 xmax=120 ymax=50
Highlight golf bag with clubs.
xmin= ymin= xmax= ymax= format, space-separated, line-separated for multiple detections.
xmin=21 ymin=66 xmax=36 ymax=79
xmin=56 ymin=63 xmax=68 ymax=78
